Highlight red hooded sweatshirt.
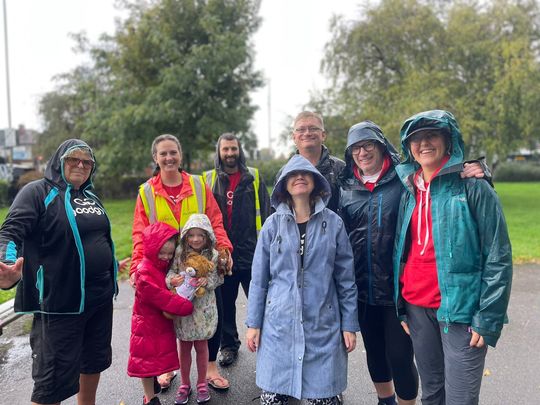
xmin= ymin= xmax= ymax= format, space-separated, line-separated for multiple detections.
xmin=128 ymin=222 xmax=193 ymax=378
xmin=400 ymin=157 xmax=449 ymax=309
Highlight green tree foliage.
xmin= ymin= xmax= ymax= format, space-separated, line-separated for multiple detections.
xmin=315 ymin=0 xmax=540 ymax=164
xmin=38 ymin=0 xmax=262 ymax=174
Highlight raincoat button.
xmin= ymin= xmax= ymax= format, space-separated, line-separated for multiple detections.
xmin=298 ymin=356 xmax=302 ymax=361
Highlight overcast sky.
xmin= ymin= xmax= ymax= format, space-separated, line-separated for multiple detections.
xmin=0 ymin=0 xmax=363 ymax=151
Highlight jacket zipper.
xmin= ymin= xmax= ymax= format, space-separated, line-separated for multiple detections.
xmin=443 ymin=190 xmax=455 ymax=333
xmin=367 ymin=193 xmax=373 ymax=304
xmin=36 ymin=265 xmax=44 ymax=305
xmin=378 ymin=193 xmax=383 ymax=227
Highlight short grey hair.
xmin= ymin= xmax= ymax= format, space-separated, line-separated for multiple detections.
xmin=292 ymin=111 xmax=325 ymax=130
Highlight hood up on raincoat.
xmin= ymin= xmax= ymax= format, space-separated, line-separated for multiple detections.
xmin=341 ymin=120 xmax=401 ymax=178
xmin=214 ymin=133 xmax=248 ymax=172
xmin=271 ymin=154 xmax=331 ymax=210
xmin=44 ymin=138 xmax=97 ymax=191
xmin=142 ymin=222 xmax=179 ymax=271
xmin=398 ymin=109 xmax=465 ymax=175
xmin=179 ymin=213 xmax=217 ymax=248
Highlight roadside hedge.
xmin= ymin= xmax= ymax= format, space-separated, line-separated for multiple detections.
xmin=494 ymin=163 xmax=540 ymax=182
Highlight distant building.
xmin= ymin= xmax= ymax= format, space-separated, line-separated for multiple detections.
xmin=507 ymin=143 xmax=540 ymax=163
xmin=0 ymin=125 xmax=40 ymax=182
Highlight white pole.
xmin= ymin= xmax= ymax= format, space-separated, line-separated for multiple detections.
xmin=267 ymin=78 xmax=271 ymax=149
xmin=3 ymin=0 xmax=12 ymax=128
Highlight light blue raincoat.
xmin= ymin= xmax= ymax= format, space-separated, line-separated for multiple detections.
xmin=247 ymin=155 xmax=359 ymax=399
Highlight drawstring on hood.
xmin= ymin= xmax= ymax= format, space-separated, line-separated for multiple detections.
xmin=412 ymin=154 xmax=450 ymax=255
xmin=414 ymin=173 xmax=431 ymax=255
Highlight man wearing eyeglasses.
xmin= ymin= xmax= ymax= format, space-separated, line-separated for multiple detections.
xmin=277 ymin=111 xmax=345 ymax=212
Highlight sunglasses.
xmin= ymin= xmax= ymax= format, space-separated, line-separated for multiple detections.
xmin=64 ymin=157 xmax=95 ymax=169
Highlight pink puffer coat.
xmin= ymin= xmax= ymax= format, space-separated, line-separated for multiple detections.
xmin=128 ymin=222 xmax=193 ymax=377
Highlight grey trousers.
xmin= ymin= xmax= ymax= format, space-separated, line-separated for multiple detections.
xmin=406 ymin=303 xmax=487 ymax=405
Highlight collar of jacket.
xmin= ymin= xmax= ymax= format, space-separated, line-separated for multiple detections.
xmin=340 ymin=163 xmax=398 ymax=191
xmin=396 ymin=160 xmax=463 ymax=195
xmin=275 ymin=197 xmax=326 ymax=218
xmin=149 ymin=171 xmax=195 ymax=201
xmin=215 ymin=164 xmax=253 ymax=182
xmin=294 ymin=144 xmax=332 ymax=169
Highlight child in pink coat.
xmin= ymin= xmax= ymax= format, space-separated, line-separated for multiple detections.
xmin=128 ymin=222 xmax=194 ymax=405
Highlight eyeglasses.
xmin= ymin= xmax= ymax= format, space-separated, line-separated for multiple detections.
xmin=408 ymin=131 xmax=444 ymax=145
xmin=64 ymin=157 xmax=94 ymax=169
xmin=293 ymin=126 xmax=323 ymax=134
xmin=351 ymin=141 xmax=376 ymax=154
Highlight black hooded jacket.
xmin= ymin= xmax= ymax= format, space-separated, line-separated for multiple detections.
xmin=207 ymin=137 xmax=271 ymax=270
xmin=0 ymin=139 xmax=117 ymax=314
xmin=338 ymin=122 xmax=403 ymax=306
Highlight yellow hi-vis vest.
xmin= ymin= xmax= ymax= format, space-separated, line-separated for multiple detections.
xmin=139 ymin=175 xmax=206 ymax=230
xmin=203 ymin=167 xmax=262 ymax=236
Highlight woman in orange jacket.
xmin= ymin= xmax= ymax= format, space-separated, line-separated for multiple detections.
xmin=130 ymin=134 xmax=233 ymax=392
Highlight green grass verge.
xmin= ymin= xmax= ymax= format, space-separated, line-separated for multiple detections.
xmin=0 ymin=183 xmax=538 ymax=304
xmin=495 ymin=182 xmax=540 ymax=264
xmin=0 ymin=199 xmax=135 ymax=304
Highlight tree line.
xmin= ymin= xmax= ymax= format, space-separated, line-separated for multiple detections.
xmin=37 ymin=0 xmax=540 ymax=179
xmin=312 ymin=0 xmax=540 ymax=167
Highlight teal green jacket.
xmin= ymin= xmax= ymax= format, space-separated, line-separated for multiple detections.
xmin=393 ymin=110 xmax=512 ymax=347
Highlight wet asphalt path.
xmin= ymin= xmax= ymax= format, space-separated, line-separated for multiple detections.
xmin=0 ymin=264 xmax=538 ymax=404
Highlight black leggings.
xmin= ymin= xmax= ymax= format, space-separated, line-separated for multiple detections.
xmin=358 ymin=302 xmax=418 ymax=400
xmin=207 ymin=285 xmax=223 ymax=362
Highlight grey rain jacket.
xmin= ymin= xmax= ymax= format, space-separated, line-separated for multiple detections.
xmin=248 ymin=154 xmax=359 ymax=399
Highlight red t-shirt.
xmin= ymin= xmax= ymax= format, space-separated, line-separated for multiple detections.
xmin=162 ymin=184 xmax=183 ymax=204
xmin=226 ymin=171 xmax=242 ymax=229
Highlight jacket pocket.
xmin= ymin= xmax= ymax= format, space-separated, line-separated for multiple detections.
xmin=35 ymin=265 xmax=44 ymax=304
xmin=447 ymin=195 xmax=482 ymax=273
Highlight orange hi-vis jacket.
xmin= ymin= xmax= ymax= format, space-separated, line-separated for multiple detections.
xmin=130 ymin=171 xmax=232 ymax=276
